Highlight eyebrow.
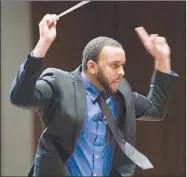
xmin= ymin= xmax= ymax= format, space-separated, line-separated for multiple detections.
xmin=112 ymin=60 xmax=126 ymax=65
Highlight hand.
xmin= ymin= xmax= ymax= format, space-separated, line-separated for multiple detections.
xmin=135 ymin=26 xmax=171 ymax=73
xmin=39 ymin=14 xmax=59 ymax=43
xmin=135 ymin=26 xmax=170 ymax=61
xmin=32 ymin=14 xmax=59 ymax=57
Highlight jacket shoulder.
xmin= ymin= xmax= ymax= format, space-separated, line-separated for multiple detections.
xmin=120 ymin=77 xmax=132 ymax=90
xmin=38 ymin=68 xmax=72 ymax=94
xmin=39 ymin=67 xmax=70 ymax=78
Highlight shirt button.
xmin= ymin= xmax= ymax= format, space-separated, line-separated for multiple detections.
xmin=97 ymin=138 xmax=99 ymax=141
xmin=95 ymin=156 xmax=98 ymax=159
xmin=93 ymin=173 xmax=97 ymax=176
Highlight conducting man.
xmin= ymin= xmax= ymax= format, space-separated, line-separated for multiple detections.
xmin=9 ymin=14 xmax=177 ymax=176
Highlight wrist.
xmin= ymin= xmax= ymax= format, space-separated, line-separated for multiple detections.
xmin=32 ymin=39 xmax=52 ymax=57
xmin=154 ymin=58 xmax=171 ymax=74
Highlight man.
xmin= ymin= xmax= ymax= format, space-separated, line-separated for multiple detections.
xmin=9 ymin=14 xmax=177 ymax=176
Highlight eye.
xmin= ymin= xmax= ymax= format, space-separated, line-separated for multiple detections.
xmin=111 ymin=63 xmax=118 ymax=69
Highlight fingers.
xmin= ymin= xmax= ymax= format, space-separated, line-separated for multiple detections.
xmin=135 ymin=26 xmax=150 ymax=47
xmin=51 ymin=14 xmax=59 ymax=26
xmin=39 ymin=14 xmax=59 ymax=27
xmin=154 ymin=36 xmax=166 ymax=43
xmin=135 ymin=26 xmax=167 ymax=47
xmin=153 ymin=37 xmax=167 ymax=47
xmin=150 ymin=34 xmax=158 ymax=38
xmin=135 ymin=26 xmax=170 ymax=59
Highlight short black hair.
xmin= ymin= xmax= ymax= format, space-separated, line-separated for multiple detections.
xmin=82 ymin=36 xmax=123 ymax=70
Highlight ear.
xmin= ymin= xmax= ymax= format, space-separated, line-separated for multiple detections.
xmin=87 ymin=60 xmax=97 ymax=75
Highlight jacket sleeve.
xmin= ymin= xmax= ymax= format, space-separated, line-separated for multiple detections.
xmin=9 ymin=53 xmax=56 ymax=112
xmin=133 ymin=70 xmax=178 ymax=120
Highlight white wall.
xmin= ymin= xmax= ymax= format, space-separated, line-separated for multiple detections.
xmin=1 ymin=1 xmax=33 ymax=176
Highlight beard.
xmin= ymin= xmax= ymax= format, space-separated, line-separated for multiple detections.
xmin=95 ymin=66 xmax=114 ymax=96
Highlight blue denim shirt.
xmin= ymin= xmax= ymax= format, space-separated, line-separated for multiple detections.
xmin=65 ymin=71 xmax=117 ymax=176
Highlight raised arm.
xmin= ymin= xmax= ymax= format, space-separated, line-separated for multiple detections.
xmin=133 ymin=27 xmax=178 ymax=120
xmin=9 ymin=14 xmax=59 ymax=112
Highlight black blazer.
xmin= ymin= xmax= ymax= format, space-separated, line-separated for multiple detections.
xmin=9 ymin=54 xmax=176 ymax=176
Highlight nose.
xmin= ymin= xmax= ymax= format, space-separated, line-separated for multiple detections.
xmin=117 ymin=66 xmax=125 ymax=77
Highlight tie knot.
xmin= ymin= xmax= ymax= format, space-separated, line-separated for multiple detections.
xmin=99 ymin=91 xmax=107 ymax=100
xmin=94 ymin=90 xmax=107 ymax=104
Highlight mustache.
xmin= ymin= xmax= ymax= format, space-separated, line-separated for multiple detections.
xmin=111 ymin=78 xmax=122 ymax=83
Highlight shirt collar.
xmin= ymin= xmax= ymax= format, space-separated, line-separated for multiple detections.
xmin=81 ymin=71 xmax=100 ymax=102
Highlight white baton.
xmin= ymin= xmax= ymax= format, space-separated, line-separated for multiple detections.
xmin=58 ymin=1 xmax=91 ymax=18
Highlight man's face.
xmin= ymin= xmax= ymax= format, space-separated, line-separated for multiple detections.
xmin=95 ymin=46 xmax=126 ymax=94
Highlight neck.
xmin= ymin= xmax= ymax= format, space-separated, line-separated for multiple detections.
xmin=83 ymin=70 xmax=104 ymax=91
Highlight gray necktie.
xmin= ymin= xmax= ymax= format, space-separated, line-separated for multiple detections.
xmin=98 ymin=91 xmax=154 ymax=170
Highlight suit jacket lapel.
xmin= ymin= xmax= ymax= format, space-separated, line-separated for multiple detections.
xmin=71 ymin=66 xmax=87 ymax=144
xmin=117 ymin=79 xmax=136 ymax=145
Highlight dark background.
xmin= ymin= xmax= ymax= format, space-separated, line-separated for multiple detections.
xmin=31 ymin=1 xmax=186 ymax=176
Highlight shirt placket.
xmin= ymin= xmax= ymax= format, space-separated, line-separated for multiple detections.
xmin=92 ymin=118 xmax=106 ymax=176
